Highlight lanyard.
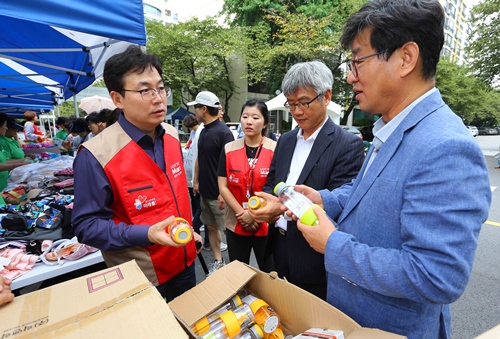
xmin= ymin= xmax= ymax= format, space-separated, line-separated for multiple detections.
xmin=245 ymin=138 xmax=263 ymax=199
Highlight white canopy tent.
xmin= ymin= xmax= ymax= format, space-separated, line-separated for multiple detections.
xmin=265 ymin=93 xmax=341 ymax=129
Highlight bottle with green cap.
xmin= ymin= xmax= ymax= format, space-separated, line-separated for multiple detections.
xmin=273 ymin=182 xmax=325 ymax=226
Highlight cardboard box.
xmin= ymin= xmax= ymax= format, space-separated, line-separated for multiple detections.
xmin=475 ymin=324 xmax=500 ymax=338
xmin=169 ymin=261 xmax=405 ymax=339
xmin=0 ymin=260 xmax=187 ymax=339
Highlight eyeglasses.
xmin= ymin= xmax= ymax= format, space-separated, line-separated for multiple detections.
xmin=284 ymin=93 xmax=321 ymax=111
xmin=122 ymin=86 xmax=171 ymax=100
xmin=346 ymin=50 xmax=387 ymax=78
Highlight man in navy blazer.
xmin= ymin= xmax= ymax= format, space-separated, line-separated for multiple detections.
xmin=294 ymin=0 xmax=492 ymax=338
xmin=249 ymin=61 xmax=365 ymax=299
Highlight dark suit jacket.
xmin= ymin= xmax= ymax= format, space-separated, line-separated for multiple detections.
xmin=263 ymin=117 xmax=364 ymax=287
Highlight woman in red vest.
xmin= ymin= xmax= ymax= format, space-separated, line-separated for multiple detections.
xmin=218 ymin=98 xmax=276 ymax=272
xmin=23 ymin=111 xmax=45 ymax=143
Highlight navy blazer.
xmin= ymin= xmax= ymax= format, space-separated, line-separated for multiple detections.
xmin=263 ymin=117 xmax=364 ymax=286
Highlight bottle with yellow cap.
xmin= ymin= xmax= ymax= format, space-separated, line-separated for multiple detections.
xmin=192 ymin=289 xmax=249 ymax=335
xmin=273 ymin=182 xmax=325 ymax=226
xmin=248 ymin=196 xmax=266 ymax=210
xmin=200 ymin=303 xmax=255 ymax=339
xmin=166 ymin=217 xmax=193 ymax=245
xmin=242 ymin=295 xmax=285 ymax=339
xmin=234 ymin=323 xmax=264 ymax=339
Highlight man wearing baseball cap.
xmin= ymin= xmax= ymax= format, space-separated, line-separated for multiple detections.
xmin=189 ymin=91 xmax=234 ymax=274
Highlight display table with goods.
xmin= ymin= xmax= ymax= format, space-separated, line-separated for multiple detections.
xmin=22 ymin=141 xmax=62 ymax=155
xmin=0 ymin=156 xmax=103 ymax=293
xmin=8 ymin=245 xmax=103 ymax=291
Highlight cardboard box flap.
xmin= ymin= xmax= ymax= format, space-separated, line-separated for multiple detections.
xmin=347 ymin=327 xmax=406 ymax=339
xmin=0 ymin=260 xmax=187 ymax=338
xmin=245 ymin=264 xmax=360 ymax=336
xmin=169 ymin=260 xmax=256 ymax=326
xmin=475 ymin=324 xmax=500 ymax=339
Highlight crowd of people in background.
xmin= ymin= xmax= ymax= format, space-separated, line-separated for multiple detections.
xmin=0 ymin=107 xmax=123 ymax=202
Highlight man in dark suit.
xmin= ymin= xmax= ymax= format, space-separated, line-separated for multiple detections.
xmin=249 ymin=60 xmax=365 ymax=299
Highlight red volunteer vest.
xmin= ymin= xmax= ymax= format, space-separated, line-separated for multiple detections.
xmin=84 ymin=123 xmax=196 ymax=285
xmin=225 ymin=137 xmax=275 ymax=236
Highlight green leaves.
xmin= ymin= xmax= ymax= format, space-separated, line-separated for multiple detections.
xmin=146 ymin=18 xmax=249 ymax=111
xmin=436 ymin=58 xmax=500 ymax=125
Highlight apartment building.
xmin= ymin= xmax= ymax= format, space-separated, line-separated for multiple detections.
xmin=439 ymin=0 xmax=473 ymax=65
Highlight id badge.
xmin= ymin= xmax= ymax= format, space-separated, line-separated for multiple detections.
xmin=242 ymin=202 xmax=249 ymax=209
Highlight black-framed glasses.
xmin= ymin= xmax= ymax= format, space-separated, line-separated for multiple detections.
xmin=284 ymin=93 xmax=321 ymax=111
xmin=122 ymin=86 xmax=171 ymax=101
xmin=346 ymin=50 xmax=387 ymax=78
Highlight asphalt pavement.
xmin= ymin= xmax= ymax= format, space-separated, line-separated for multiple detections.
xmin=451 ymin=145 xmax=500 ymax=339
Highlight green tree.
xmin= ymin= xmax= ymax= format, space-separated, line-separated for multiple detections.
xmin=467 ymin=0 xmax=500 ymax=86
xmin=224 ymin=0 xmax=363 ymax=121
xmin=436 ymin=58 xmax=500 ymax=125
xmin=146 ymin=18 xmax=249 ymax=118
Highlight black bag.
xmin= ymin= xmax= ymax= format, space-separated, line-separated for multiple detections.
xmin=3 ymin=211 xmax=63 ymax=241
xmin=1 ymin=214 xmax=31 ymax=232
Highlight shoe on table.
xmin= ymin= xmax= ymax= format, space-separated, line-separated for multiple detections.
xmin=207 ymin=259 xmax=225 ymax=276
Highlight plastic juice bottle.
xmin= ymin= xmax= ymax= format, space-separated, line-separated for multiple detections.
xmin=166 ymin=217 xmax=193 ymax=245
xmin=201 ymin=303 xmax=255 ymax=339
xmin=242 ymin=295 xmax=285 ymax=339
xmin=192 ymin=289 xmax=249 ymax=335
xmin=248 ymin=196 xmax=266 ymax=209
xmin=273 ymin=182 xmax=325 ymax=226
xmin=234 ymin=323 xmax=264 ymax=339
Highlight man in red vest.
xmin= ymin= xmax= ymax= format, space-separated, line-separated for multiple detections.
xmin=72 ymin=46 xmax=201 ymax=302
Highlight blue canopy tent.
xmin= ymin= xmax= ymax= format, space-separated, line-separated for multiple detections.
xmin=166 ymin=107 xmax=194 ymax=122
xmin=0 ymin=0 xmax=146 ymax=116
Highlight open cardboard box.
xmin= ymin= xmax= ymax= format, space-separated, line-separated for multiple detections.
xmin=475 ymin=324 xmax=500 ymax=339
xmin=169 ymin=260 xmax=406 ymax=338
xmin=0 ymin=260 xmax=187 ymax=338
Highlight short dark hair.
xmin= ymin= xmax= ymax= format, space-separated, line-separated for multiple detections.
xmin=56 ymin=117 xmax=71 ymax=130
xmin=241 ymin=98 xmax=270 ymax=136
xmin=103 ymin=45 xmax=163 ymax=95
xmin=205 ymin=105 xmax=219 ymax=117
xmin=0 ymin=113 xmax=8 ymax=127
xmin=182 ymin=114 xmax=198 ymax=129
xmin=85 ymin=112 xmax=100 ymax=124
xmin=98 ymin=109 xmax=113 ymax=124
xmin=70 ymin=117 xmax=90 ymax=134
xmin=106 ymin=108 xmax=121 ymax=127
xmin=340 ymin=0 xmax=444 ymax=80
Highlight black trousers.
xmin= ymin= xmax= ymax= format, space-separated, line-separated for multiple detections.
xmin=225 ymin=229 xmax=274 ymax=273
xmin=156 ymin=263 xmax=196 ymax=302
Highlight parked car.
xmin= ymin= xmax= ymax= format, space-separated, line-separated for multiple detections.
xmin=478 ymin=126 xmax=499 ymax=135
xmin=466 ymin=125 xmax=478 ymax=137
xmin=357 ymin=125 xmax=374 ymax=142
xmin=340 ymin=125 xmax=363 ymax=140
xmin=226 ymin=122 xmax=241 ymax=139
